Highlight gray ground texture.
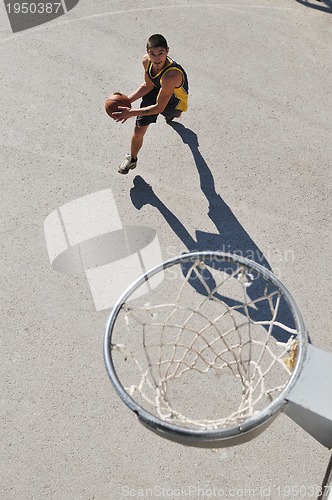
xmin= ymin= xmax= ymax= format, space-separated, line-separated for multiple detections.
xmin=1 ymin=0 xmax=332 ymax=499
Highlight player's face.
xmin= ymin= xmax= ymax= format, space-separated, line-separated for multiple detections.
xmin=147 ymin=47 xmax=169 ymax=69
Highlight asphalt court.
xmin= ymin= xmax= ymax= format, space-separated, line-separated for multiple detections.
xmin=1 ymin=0 xmax=332 ymax=498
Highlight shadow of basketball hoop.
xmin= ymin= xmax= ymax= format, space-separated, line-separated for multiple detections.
xmin=4 ymin=0 xmax=80 ymax=33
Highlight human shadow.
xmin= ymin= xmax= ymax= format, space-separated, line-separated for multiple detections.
xmin=130 ymin=123 xmax=295 ymax=342
xmin=295 ymin=0 xmax=332 ymax=13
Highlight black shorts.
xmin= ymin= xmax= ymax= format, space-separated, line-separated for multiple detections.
xmin=136 ymin=88 xmax=182 ymax=127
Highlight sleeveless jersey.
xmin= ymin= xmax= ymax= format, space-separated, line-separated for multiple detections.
xmin=146 ymin=57 xmax=189 ymax=112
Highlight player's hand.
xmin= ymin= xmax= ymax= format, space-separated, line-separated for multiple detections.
xmin=112 ymin=107 xmax=132 ymax=123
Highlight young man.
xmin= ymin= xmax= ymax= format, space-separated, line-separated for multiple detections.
xmin=112 ymin=34 xmax=189 ymax=174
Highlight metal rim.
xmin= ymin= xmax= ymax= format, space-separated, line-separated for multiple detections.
xmin=104 ymin=251 xmax=308 ymax=444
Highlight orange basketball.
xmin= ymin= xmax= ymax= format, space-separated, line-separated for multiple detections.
xmin=105 ymin=93 xmax=131 ymax=117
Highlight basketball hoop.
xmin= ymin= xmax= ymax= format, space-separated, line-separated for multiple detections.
xmin=104 ymin=252 xmax=332 ymax=448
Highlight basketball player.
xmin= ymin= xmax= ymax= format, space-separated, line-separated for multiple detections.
xmin=112 ymin=34 xmax=189 ymax=174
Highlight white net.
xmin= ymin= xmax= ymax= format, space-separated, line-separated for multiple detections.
xmin=110 ymin=258 xmax=298 ymax=431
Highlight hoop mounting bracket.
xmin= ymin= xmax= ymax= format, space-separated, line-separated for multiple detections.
xmin=285 ymin=343 xmax=332 ymax=449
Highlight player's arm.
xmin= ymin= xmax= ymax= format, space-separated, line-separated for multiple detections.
xmin=127 ymin=55 xmax=155 ymax=104
xmin=114 ymin=70 xmax=182 ymax=121
xmin=139 ymin=72 xmax=178 ymax=115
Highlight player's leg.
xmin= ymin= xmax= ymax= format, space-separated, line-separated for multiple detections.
xmin=162 ymin=109 xmax=182 ymax=124
xmin=162 ymin=94 xmax=183 ymax=124
xmin=131 ymin=124 xmax=149 ymax=161
xmin=118 ymin=124 xmax=149 ymax=175
xmin=118 ymin=89 xmax=159 ymax=174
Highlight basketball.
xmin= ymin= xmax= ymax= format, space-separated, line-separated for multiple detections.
xmin=105 ymin=93 xmax=131 ymax=117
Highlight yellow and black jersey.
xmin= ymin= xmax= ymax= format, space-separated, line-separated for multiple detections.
xmin=146 ymin=57 xmax=189 ymax=112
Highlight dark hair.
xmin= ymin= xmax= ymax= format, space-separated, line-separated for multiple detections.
xmin=146 ymin=34 xmax=168 ymax=51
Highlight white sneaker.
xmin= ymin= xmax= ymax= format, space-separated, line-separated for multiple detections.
xmin=118 ymin=154 xmax=137 ymax=174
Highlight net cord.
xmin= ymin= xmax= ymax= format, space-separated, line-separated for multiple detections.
xmin=104 ymin=251 xmax=308 ymax=443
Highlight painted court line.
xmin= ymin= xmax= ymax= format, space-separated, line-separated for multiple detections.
xmin=0 ymin=2 xmax=298 ymax=44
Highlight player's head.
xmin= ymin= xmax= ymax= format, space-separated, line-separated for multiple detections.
xmin=146 ymin=34 xmax=168 ymax=51
xmin=146 ymin=34 xmax=169 ymax=67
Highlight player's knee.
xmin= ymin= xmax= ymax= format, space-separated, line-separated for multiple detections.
xmin=133 ymin=125 xmax=148 ymax=138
